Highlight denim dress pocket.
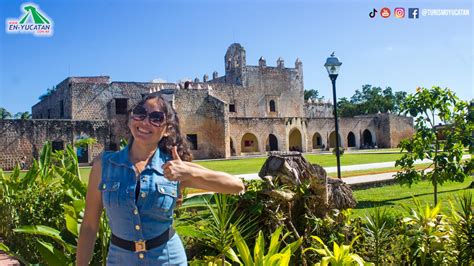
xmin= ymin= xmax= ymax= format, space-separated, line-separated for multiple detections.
xmin=99 ymin=181 xmax=121 ymax=207
xmin=154 ymin=183 xmax=178 ymax=221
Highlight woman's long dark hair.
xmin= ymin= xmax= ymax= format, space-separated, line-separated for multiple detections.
xmin=128 ymin=95 xmax=193 ymax=162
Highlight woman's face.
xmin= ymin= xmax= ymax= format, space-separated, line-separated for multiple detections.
xmin=128 ymin=99 xmax=168 ymax=146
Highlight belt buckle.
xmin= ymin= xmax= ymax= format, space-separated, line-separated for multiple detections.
xmin=134 ymin=240 xmax=146 ymax=252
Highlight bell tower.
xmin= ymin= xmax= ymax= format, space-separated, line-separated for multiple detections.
xmin=225 ymin=43 xmax=246 ymax=85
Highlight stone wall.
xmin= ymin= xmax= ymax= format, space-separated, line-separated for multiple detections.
xmin=0 ymin=120 xmax=111 ymax=170
xmin=32 ymin=76 xmax=111 ymax=120
xmin=174 ymin=89 xmax=228 ymax=159
xmin=209 ymin=66 xmax=304 ymax=118
xmin=304 ymin=101 xmax=334 ymax=118
xmin=388 ymin=114 xmax=414 ymax=147
xmin=32 ymin=78 xmax=72 ymax=119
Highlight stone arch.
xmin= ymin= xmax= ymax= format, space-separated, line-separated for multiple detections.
xmin=312 ymin=132 xmax=323 ymax=149
xmin=328 ymin=131 xmax=342 ymax=148
xmin=241 ymin=133 xmax=259 ymax=152
xmin=347 ymin=132 xmax=356 ymax=148
xmin=362 ymin=129 xmax=373 ymax=147
xmin=288 ymin=128 xmax=302 ymax=152
xmin=269 ymin=100 xmax=276 ymax=112
xmin=266 ymin=134 xmax=279 ymax=151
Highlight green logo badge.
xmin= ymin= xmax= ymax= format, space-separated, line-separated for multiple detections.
xmin=6 ymin=3 xmax=54 ymax=36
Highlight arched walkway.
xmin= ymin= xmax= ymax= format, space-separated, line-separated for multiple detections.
xmin=362 ymin=129 xmax=373 ymax=147
xmin=241 ymin=133 xmax=259 ymax=152
xmin=347 ymin=132 xmax=356 ymax=147
xmin=329 ymin=131 xmax=342 ymax=148
xmin=266 ymin=134 xmax=278 ymax=151
xmin=289 ymin=129 xmax=302 ymax=152
xmin=312 ymin=132 xmax=323 ymax=149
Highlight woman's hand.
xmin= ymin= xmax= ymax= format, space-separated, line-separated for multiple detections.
xmin=163 ymin=146 xmax=244 ymax=194
xmin=162 ymin=146 xmax=191 ymax=182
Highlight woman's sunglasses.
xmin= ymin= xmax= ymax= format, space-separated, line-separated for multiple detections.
xmin=131 ymin=105 xmax=166 ymax=127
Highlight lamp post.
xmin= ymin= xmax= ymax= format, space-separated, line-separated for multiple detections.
xmin=324 ymin=52 xmax=342 ymax=179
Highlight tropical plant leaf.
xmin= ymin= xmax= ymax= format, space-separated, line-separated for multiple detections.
xmin=34 ymin=239 xmax=70 ymax=266
xmin=267 ymin=226 xmax=283 ymax=257
xmin=63 ymin=204 xmax=79 ymax=237
xmin=232 ymin=225 xmax=253 ymax=265
xmin=224 ymin=247 xmax=241 ymax=264
xmin=14 ymin=225 xmax=62 ymax=239
xmin=254 ymin=230 xmax=265 ymax=266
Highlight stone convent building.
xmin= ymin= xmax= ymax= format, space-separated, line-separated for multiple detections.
xmin=0 ymin=43 xmax=414 ymax=170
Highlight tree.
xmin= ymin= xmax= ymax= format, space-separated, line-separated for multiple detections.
xmin=0 ymin=107 xmax=12 ymax=120
xmin=304 ymin=89 xmax=324 ymax=101
xmin=338 ymin=97 xmax=358 ymax=117
xmin=74 ymin=137 xmax=97 ymax=149
xmin=395 ymin=86 xmax=474 ymax=205
xmin=38 ymin=86 xmax=57 ymax=100
xmin=338 ymin=85 xmax=407 ymax=117
xmin=13 ymin=112 xmax=32 ymax=120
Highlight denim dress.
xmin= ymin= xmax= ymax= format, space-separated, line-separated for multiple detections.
xmin=99 ymin=144 xmax=187 ymax=265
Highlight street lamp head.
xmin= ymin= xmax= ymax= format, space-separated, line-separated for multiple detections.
xmin=324 ymin=52 xmax=342 ymax=77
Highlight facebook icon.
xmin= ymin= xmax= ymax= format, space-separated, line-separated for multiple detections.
xmin=409 ymin=8 xmax=419 ymax=19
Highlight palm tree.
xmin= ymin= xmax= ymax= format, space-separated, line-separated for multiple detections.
xmin=0 ymin=107 xmax=12 ymax=120
xmin=13 ymin=112 xmax=32 ymax=120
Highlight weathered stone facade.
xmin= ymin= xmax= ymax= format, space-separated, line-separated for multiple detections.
xmin=0 ymin=43 xmax=414 ymax=170
xmin=0 ymin=120 xmax=110 ymax=169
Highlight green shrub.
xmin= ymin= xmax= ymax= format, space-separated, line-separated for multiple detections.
xmin=0 ymin=141 xmax=109 ymax=265
xmin=0 ymin=179 xmax=65 ymax=263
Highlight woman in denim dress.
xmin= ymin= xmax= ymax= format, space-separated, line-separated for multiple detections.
xmin=76 ymin=95 xmax=245 ymax=265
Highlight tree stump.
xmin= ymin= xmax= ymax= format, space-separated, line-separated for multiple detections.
xmin=258 ymin=151 xmax=357 ymax=214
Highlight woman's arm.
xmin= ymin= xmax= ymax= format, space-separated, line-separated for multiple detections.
xmin=163 ymin=147 xmax=244 ymax=194
xmin=76 ymin=156 xmax=104 ymax=266
xmin=180 ymin=162 xmax=245 ymax=194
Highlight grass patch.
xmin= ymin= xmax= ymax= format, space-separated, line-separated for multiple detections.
xmin=196 ymin=153 xmax=405 ymax=175
xmin=352 ymin=177 xmax=474 ymax=217
xmin=346 ymin=148 xmax=401 ymax=153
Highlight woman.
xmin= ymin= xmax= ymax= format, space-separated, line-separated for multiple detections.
xmin=76 ymin=95 xmax=244 ymax=265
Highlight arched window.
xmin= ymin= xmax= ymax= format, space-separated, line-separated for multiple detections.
xmin=269 ymin=100 xmax=276 ymax=112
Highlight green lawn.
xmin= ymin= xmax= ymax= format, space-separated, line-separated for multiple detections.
xmin=352 ymin=177 xmax=474 ymax=217
xmin=196 ymin=153 xmax=405 ymax=175
xmin=345 ymin=148 xmax=401 ymax=153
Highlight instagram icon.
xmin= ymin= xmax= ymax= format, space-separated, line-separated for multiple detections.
xmin=394 ymin=7 xmax=405 ymax=18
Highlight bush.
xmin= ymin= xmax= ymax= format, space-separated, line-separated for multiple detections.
xmin=0 ymin=141 xmax=108 ymax=265
xmin=332 ymin=146 xmax=345 ymax=156
xmin=0 ymin=181 xmax=65 ymax=263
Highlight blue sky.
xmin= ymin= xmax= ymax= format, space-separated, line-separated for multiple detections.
xmin=1 ymin=0 xmax=472 ymax=114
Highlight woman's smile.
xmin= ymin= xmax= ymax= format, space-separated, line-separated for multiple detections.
xmin=136 ymin=126 xmax=152 ymax=135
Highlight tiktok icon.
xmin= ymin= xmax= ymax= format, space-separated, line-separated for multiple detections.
xmin=369 ymin=8 xmax=378 ymax=18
